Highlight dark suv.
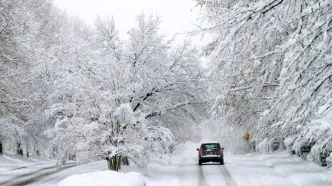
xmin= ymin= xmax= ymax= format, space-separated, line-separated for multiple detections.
xmin=197 ymin=143 xmax=224 ymax=165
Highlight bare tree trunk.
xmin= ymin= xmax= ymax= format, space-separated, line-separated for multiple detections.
xmin=117 ymin=156 xmax=121 ymax=170
xmin=0 ymin=139 xmax=3 ymax=155
xmin=26 ymin=147 xmax=29 ymax=158
xmin=17 ymin=142 xmax=23 ymax=156
xmin=106 ymin=157 xmax=111 ymax=169
xmin=122 ymin=157 xmax=129 ymax=165
xmin=34 ymin=146 xmax=40 ymax=156
xmin=107 ymin=155 xmax=122 ymax=171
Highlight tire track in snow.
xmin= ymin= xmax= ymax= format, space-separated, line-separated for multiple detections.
xmin=198 ymin=165 xmax=207 ymax=186
xmin=0 ymin=163 xmax=76 ymax=186
xmin=0 ymin=163 xmax=50 ymax=173
xmin=201 ymin=164 xmax=227 ymax=186
xmin=16 ymin=164 xmax=76 ymax=186
xmin=176 ymin=156 xmax=207 ymax=186
xmin=0 ymin=165 xmax=60 ymax=185
xmin=219 ymin=165 xmax=238 ymax=186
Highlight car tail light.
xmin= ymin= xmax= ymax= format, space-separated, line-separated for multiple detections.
xmin=220 ymin=149 xmax=224 ymax=155
xmin=199 ymin=149 xmax=203 ymax=155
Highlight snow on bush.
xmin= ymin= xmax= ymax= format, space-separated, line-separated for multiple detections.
xmin=256 ymin=137 xmax=285 ymax=153
xmin=327 ymin=152 xmax=332 ymax=169
xmin=58 ymin=171 xmax=145 ymax=186
xmin=256 ymin=138 xmax=269 ymax=153
xmin=309 ymin=137 xmax=332 ymax=166
xmin=292 ymin=118 xmax=332 ymax=165
xmin=146 ymin=126 xmax=175 ymax=156
xmin=269 ymin=137 xmax=286 ymax=152
xmin=284 ymin=136 xmax=296 ymax=154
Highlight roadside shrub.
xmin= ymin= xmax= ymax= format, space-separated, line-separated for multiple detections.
xmin=309 ymin=138 xmax=332 ymax=166
xmin=269 ymin=137 xmax=286 ymax=152
xmin=256 ymin=137 xmax=286 ymax=153
xmin=293 ymin=119 xmax=332 ymax=165
xmin=284 ymin=136 xmax=296 ymax=154
xmin=256 ymin=138 xmax=269 ymax=153
xmin=326 ymin=152 xmax=332 ymax=169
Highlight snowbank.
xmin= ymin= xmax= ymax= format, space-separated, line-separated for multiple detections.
xmin=226 ymin=151 xmax=332 ymax=186
xmin=58 ymin=170 xmax=145 ymax=186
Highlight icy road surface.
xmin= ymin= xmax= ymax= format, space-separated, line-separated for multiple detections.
xmin=1 ymin=142 xmax=332 ymax=186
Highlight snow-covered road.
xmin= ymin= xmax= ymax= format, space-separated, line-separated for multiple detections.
xmin=147 ymin=141 xmax=238 ymax=186
xmin=148 ymin=154 xmax=237 ymax=186
xmin=147 ymin=142 xmax=332 ymax=186
xmin=0 ymin=163 xmax=76 ymax=186
xmin=1 ymin=142 xmax=332 ymax=186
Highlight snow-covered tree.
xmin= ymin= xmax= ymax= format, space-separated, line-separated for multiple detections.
xmin=124 ymin=14 xmax=208 ymax=140
xmin=1 ymin=0 xmax=208 ymax=171
xmin=197 ymin=0 xmax=332 ymax=164
xmin=0 ymin=0 xmax=51 ymax=155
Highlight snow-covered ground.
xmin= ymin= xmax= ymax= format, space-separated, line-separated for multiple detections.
xmin=28 ymin=161 xmax=107 ymax=186
xmin=1 ymin=142 xmax=332 ymax=186
xmin=226 ymin=152 xmax=332 ymax=186
xmin=147 ymin=141 xmax=332 ymax=186
xmin=58 ymin=171 xmax=145 ymax=186
xmin=0 ymin=154 xmax=55 ymax=184
xmin=0 ymin=154 xmax=53 ymax=172
xmin=0 ymin=154 xmax=139 ymax=186
xmin=29 ymin=159 xmax=143 ymax=186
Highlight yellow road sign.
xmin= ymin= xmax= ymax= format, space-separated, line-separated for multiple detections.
xmin=243 ymin=133 xmax=250 ymax=141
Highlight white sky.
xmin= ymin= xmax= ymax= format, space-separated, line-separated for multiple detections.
xmin=53 ymin=0 xmax=203 ymax=43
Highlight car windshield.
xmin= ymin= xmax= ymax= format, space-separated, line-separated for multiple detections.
xmin=201 ymin=143 xmax=220 ymax=150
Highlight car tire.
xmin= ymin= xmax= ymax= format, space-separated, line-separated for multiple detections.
xmin=199 ymin=160 xmax=202 ymax=165
xmin=220 ymin=159 xmax=224 ymax=165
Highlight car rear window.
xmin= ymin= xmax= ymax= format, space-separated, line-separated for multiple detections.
xmin=201 ymin=143 xmax=220 ymax=150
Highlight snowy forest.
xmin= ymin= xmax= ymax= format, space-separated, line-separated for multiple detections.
xmin=0 ymin=0 xmax=331 ymax=173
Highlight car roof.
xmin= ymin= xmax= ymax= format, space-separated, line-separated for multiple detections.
xmin=201 ymin=143 xmax=220 ymax=145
